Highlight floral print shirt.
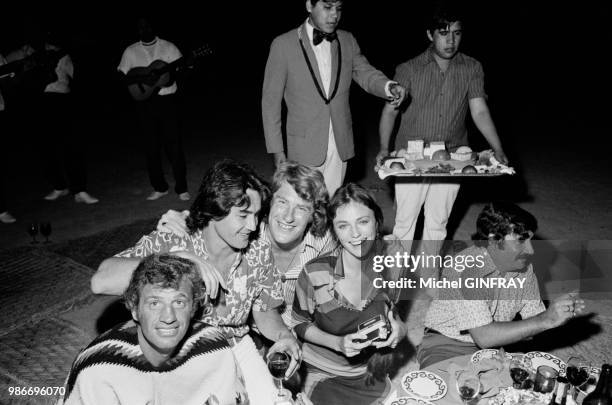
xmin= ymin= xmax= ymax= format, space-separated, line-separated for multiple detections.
xmin=115 ymin=230 xmax=284 ymax=340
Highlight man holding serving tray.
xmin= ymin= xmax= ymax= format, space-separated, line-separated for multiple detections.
xmin=376 ymin=4 xmax=509 ymax=245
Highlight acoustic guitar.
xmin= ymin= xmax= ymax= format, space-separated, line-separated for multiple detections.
xmin=125 ymin=44 xmax=212 ymax=101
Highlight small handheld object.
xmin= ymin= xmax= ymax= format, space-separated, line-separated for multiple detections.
xmin=353 ymin=314 xmax=390 ymax=344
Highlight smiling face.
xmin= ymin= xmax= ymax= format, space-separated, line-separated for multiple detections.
xmin=211 ymin=189 xmax=261 ymax=250
xmin=307 ymin=0 xmax=343 ymax=34
xmin=333 ymin=201 xmax=378 ymax=260
xmin=269 ymin=181 xmax=314 ymax=249
xmin=428 ymin=20 xmax=462 ymax=60
xmin=488 ymin=231 xmax=535 ymax=273
xmin=132 ymin=279 xmax=194 ymax=366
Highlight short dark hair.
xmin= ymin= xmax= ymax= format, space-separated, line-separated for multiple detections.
xmin=427 ymin=2 xmax=464 ymax=34
xmin=309 ymin=0 xmax=344 ymax=7
xmin=328 ymin=183 xmax=384 ymax=237
xmin=186 ymin=160 xmax=271 ymax=234
xmin=472 ymin=202 xmax=538 ymax=247
xmin=270 ymin=161 xmax=329 ymax=237
xmin=123 ymin=254 xmax=207 ymax=312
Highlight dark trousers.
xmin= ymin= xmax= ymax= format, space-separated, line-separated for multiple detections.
xmin=39 ymin=93 xmax=87 ymax=193
xmin=417 ymin=330 xmax=478 ymax=369
xmin=136 ymin=94 xmax=187 ymax=194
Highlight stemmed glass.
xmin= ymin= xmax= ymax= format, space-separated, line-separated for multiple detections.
xmin=566 ymin=355 xmax=590 ymax=401
xmin=456 ymin=370 xmax=481 ymax=404
xmin=27 ymin=222 xmax=39 ymax=244
xmin=267 ymin=351 xmax=292 ymax=401
xmin=40 ymin=222 xmax=52 ymax=243
xmin=509 ymin=354 xmax=533 ymax=389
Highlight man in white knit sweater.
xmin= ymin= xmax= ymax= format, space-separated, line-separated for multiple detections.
xmin=60 ymin=254 xmax=248 ymax=405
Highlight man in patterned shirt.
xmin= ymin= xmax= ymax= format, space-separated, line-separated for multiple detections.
xmin=418 ymin=202 xmax=586 ymax=368
xmin=376 ymin=4 xmax=508 ymax=246
xmin=91 ymin=160 xmax=300 ymax=405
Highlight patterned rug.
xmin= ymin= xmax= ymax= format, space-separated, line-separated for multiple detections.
xmin=0 ymin=218 xmax=157 ymax=404
xmin=0 ymin=247 xmax=94 ymax=335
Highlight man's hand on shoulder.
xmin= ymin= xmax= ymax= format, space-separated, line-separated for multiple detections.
xmin=157 ymin=209 xmax=190 ymax=238
xmin=173 ymin=251 xmax=226 ymax=299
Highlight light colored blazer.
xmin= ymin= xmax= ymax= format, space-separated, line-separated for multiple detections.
xmin=262 ymin=24 xmax=390 ymax=166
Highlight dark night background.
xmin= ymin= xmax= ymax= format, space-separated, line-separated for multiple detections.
xmin=0 ymin=1 xmax=610 ymax=192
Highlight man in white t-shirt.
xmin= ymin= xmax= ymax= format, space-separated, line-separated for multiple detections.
xmin=118 ymin=16 xmax=189 ymax=202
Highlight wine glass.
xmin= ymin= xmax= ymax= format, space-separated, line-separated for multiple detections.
xmin=510 ymin=354 xmax=533 ymax=389
xmin=267 ymin=351 xmax=291 ymax=399
xmin=456 ymin=370 xmax=481 ymax=404
xmin=40 ymin=222 xmax=52 ymax=243
xmin=567 ymin=356 xmax=590 ymax=400
xmin=27 ymin=222 xmax=39 ymax=244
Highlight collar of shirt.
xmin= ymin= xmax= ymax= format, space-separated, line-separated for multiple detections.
xmin=422 ymin=46 xmax=466 ymax=68
xmin=305 ymin=18 xmax=331 ymax=49
xmin=140 ymin=37 xmax=159 ymax=47
xmin=192 ymin=229 xmax=243 ymax=273
xmin=329 ymin=248 xmax=382 ymax=306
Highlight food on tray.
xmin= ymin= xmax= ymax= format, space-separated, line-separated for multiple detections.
xmin=431 ymin=150 xmax=451 ymax=161
xmin=395 ymin=148 xmax=407 ymax=158
xmin=424 ymin=141 xmax=446 ymax=159
xmin=489 ymin=387 xmax=552 ymax=405
xmin=451 ymin=145 xmax=474 ymax=161
xmin=390 ymin=162 xmax=405 ymax=170
xmin=407 ymin=140 xmax=424 ymax=160
xmin=425 ymin=163 xmax=454 ymax=173
xmin=462 ymin=165 xmax=477 ymax=174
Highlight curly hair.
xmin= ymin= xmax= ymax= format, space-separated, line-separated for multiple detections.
xmin=269 ymin=161 xmax=329 ymax=238
xmin=186 ymin=159 xmax=271 ymax=234
xmin=472 ymin=201 xmax=538 ymax=247
xmin=123 ymin=254 xmax=207 ymax=313
xmin=328 ymin=183 xmax=384 ymax=238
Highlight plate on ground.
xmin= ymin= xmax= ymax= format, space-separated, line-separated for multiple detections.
xmin=401 ymin=371 xmax=447 ymax=401
xmin=470 ymin=349 xmax=513 ymax=364
xmin=525 ymin=351 xmax=567 ymax=375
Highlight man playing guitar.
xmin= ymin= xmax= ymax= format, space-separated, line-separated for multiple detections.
xmin=5 ymin=27 xmax=99 ymax=205
xmin=117 ymin=15 xmax=190 ymax=202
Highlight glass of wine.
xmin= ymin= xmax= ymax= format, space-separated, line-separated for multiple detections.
xmin=27 ymin=222 xmax=39 ymax=244
xmin=510 ymin=354 xmax=533 ymax=389
xmin=40 ymin=222 xmax=52 ymax=243
xmin=566 ymin=355 xmax=590 ymax=400
xmin=455 ymin=370 xmax=481 ymax=405
xmin=267 ymin=351 xmax=291 ymax=399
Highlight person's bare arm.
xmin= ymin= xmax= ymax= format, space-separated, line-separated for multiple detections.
xmin=469 ymin=293 xmax=584 ymax=348
xmin=469 ymin=97 xmax=508 ymax=164
xmin=252 ymin=310 xmax=301 ymax=378
xmin=91 ymin=257 xmax=140 ymax=295
xmin=376 ymin=102 xmax=400 ymax=168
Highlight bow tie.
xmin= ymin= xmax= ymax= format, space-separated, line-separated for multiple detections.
xmin=312 ymin=29 xmax=337 ymax=46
